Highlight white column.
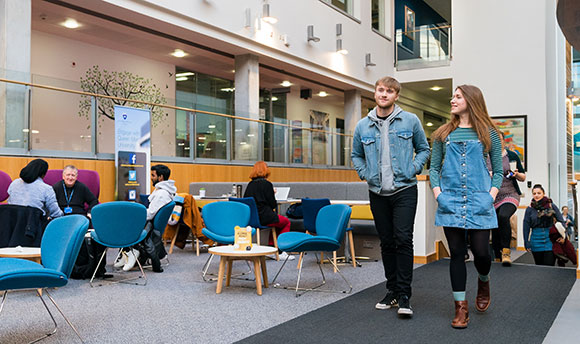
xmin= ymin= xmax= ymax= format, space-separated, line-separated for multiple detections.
xmin=545 ymin=0 xmax=568 ymax=205
xmin=234 ymin=54 xmax=259 ymax=119
xmin=0 ymin=0 xmax=31 ymax=148
xmin=344 ymin=89 xmax=361 ymax=135
xmin=234 ymin=54 xmax=260 ymax=160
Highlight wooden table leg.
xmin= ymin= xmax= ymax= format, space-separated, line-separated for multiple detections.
xmin=260 ymin=256 xmax=268 ymax=288
xmin=252 ymin=258 xmax=262 ymax=295
xmin=226 ymin=259 xmax=233 ymax=287
xmin=216 ymin=257 xmax=226 ymax=294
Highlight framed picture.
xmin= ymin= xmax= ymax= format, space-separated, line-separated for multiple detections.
xmin=404 ymin=6 xmax=415 ymax=40
xmin=492 ymin=115 xmax=527 ymax=168
xmin=310 ymin=110 xmax=330 ymax=165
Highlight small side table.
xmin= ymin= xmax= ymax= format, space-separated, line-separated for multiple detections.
xmin=209 ymin=245 xmax=278 ymax=295
xmin=0 ymin=247 xmax=41 ymax=264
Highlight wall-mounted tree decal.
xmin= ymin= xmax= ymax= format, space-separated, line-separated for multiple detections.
xmin=78 ymin=65 xmax=167 ymax=126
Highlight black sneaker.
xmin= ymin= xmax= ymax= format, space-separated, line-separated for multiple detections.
xmin=375 ymin=290 xmax=398 ymax=310
xmin=397 ymin=295 xmax=413 ymax=317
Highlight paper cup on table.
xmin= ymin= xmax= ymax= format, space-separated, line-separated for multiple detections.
xmin=199 ymin=189 xmax=206 ymax=197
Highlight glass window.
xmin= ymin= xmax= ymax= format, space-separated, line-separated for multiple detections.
xmin=0 ymin=68 xmax=29 ymax=150
xmin=175 ymin=68 xmax=233 ymax=160
xmin=260 ymin=89 xmax=287 ymax=163
xmin=322 ymin=0 xmax=354 ymax=16
xmin=371 ymin=0 xmax=385 ymax=34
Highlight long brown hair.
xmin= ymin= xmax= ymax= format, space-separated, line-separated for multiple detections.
xmin=249 ymin=161 xmax=270 ymax=179
xmin=431 ymin=85 xmax=500 ymax=152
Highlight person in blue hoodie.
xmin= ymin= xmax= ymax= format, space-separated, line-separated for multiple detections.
xmin=352 ymin=76 xmax=430 ymax=318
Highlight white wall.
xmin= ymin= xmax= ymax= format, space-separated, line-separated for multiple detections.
xmin=100 ymin=0 xmax=393 ymax=92
xmin=30 ymin=30 xmax=177 ymax=156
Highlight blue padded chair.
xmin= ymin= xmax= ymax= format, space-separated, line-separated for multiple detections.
xmin=90 ymin=201 xmax=148 ymax=287
xmin=0 ymin=215 xmax=89 ymax=343
xmin=272 ymin=204 xmax=353 ymax=296
xmin=201 ymin=201 xmax=252 ymax=281
xmin=153 ymin=201 xmax=176 ymax=239
xmin=302 ymin=198 xmax=358 ymax=269
xmin=151 ymin=201 xmax=175 ymax=266
xmin=229 ymin=197 xmax=279 ymax=260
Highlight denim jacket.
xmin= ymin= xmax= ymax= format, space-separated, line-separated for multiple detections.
xmin=351 ymin=107 xmax=430 ymax=194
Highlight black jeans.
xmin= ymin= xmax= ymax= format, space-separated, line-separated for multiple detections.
xmin=369 ymin=186 xmax=417 ymax=298
xmin=444 ymin=228 xmax=491 ymax=292
xmin=492 ymin=203 xmax=516 ymax=258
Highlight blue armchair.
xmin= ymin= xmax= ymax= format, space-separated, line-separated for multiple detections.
xmin=90 ymin=201 xmax=148 ymax=287
xmin=229 ymin=197 xmax=279 ymax=260
xmin=0 ymin=215 xmax=89 ymax=343
xmin=200 ymin=201 xmax=252 ymax=281
xmin=272 ymin=204 xmax=353 ymax=296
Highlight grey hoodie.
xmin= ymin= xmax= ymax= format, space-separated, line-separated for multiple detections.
xmin=147 ymin=179 xmax=177 ymax=220
xmin=367 ymin=105 xmax=403 ymax=194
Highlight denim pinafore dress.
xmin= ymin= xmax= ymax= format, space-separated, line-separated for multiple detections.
xmin=435 ymin=138 xmax=497 ymax=229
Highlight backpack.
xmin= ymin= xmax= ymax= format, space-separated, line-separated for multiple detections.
xmin=286 ymin=202 xmax=303 ymax=219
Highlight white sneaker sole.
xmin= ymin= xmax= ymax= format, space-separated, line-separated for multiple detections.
xmin=397 ymin=308 xmax=413 ymax=316
xmin=375 ymin=303 xmax=397 ymax=310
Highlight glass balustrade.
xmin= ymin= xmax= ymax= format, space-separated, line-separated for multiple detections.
xmin=395 ymin=23 xmax=451 ymax=71
xmin=0 ymin=70 xmax=353 ymax=168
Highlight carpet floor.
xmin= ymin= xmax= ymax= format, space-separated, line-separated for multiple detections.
xmin=514 ymin=251 xmax=577 ymax=268
xmin=237 ymin=259 xmax=576 ymax=344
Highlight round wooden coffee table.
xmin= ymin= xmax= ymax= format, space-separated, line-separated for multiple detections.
xmin=208 ymin=245 xmax=278 ymax=295
xmin=0 ymin=247 xmax=41 ymax=264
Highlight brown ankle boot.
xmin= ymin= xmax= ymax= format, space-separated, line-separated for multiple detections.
xmin=451 ymin=300 xmax=469 ymax=329
xmin=475 ymin=278 xmax=490 ymax=312
xmin=501 ymin=248 xmax=512 ymax=266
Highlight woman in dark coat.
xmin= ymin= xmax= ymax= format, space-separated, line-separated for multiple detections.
xmin=243 ymin=161 xmax=293 ymax=260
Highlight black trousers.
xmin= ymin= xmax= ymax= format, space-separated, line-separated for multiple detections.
xmin=492 ymin=203 xmax=516 ymax=258
xmin=532 ymin=250 xmax=556 ymax=266
xmin=444 ymin=227 xmax=491 ymax=292
xmin=369 ymin=186 xmax=417 ymax=298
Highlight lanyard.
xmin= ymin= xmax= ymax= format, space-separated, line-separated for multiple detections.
xmin=63 ymin=183 xmax=75 ymax=207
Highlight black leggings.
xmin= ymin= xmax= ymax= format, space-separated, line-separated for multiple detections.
xmin=444 ymin=227 xmax=491 ymax=292
xmin=492 ymin=203 xmax=517 ymax=258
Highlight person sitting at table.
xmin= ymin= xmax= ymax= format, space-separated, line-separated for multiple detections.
xmin=7 ymin=159 xmax=63 ymax=219
xmin=243 ymin=161 xmax=294 ymax=261
xmin=52 ymin=165 xmax=108 ymax=279
xmin=52 ymin=165 xmax=99 ymax=218
xmin=116 ymin=164 xmax=176 ymax=273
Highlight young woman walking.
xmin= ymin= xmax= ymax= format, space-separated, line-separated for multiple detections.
xmin=430 ymin=85 xmax=503 ymax=329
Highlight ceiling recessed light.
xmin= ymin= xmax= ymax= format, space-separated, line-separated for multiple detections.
xmin=62 ymin=18 xmax=80 ymax=29
xmin=318 ymin=91 xmax=328 ymax=97
xmin=430 ymin=86 xmax=443 ymax=91
xmin=271 ymin=96 xmax=278 ymax=101
xmin=175 ymin=72 xmax=194 ymax=77
xmin=208 ymin=124 xmax=216 ymax=129
xmin=281 ymin=81 xmax=292 ymax=87
xmin=176 ymin=76 xmax=188 ymax=81
xmin=426 ymin=122 xmax=434 ymax=127
xmin=171 ymin=49 xmax=187 ymax=58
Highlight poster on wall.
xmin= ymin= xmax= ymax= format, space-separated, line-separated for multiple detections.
xmin=291 ymin=120 xmax=303 ymax=163
xmin=114 ymin=105 xmax=151 ymax=201
xmin=310 ymin=110 xmax=329 ymax=165
xmin=492 ymin=115 xmax=527 ymax=168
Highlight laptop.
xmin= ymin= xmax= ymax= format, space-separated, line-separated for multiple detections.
xmin=275 ymin=187 xmax=291 ymax=201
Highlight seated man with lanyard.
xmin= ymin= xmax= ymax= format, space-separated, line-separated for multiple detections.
xmin=116 ymin=164 xmax=176 ymax=273
xmin=52 ymin=165 xmax=105 ymax=279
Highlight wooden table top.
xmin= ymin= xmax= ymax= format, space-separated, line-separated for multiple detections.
xmin=0 ymin=247 xmax=41 ymax=258
xmin=209 ymin=245 xmax=278 ymax=257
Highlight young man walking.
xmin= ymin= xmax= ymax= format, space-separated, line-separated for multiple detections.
xmin=351 ymin=77 xmax=430 ymax=317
